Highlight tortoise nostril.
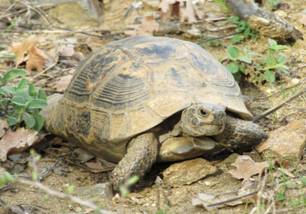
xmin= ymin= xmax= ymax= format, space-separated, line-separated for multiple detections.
xmin=191 ymin=118 xmax=199 ymax=126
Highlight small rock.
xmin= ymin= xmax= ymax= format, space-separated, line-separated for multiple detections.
xmin=256 ymin=120 xmax=306 ymax=162
xmin=162 ymin=158 xmax=217 ymax=187
xmin=75 ymin=183 xmax=113 ymax=201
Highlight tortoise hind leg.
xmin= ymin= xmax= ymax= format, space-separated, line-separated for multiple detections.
xmin=110 ymin=132 xmax=158 ymax=191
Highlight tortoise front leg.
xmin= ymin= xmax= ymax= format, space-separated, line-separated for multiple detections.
xmin=110 ymin=132 xmax=158 ymax=191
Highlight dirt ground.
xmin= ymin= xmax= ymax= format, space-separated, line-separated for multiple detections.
xmin=0 ymin=0 xmax=305 ymax=214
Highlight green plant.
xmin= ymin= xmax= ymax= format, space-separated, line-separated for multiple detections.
xmin=119 ymin=175 xmax=139 ymax=197
xmin=229 ymin=16 xmax=258 ymax=44
xmin=156 ymin=209 xmax=167 ymax=214
xmin=213 ymin=0 xmax=228 ymax=12
xmin=260 ymin=39 xmax=288 ymax=83
xmin=0 ymin=68 xmax=47 ymax=131
xmin=225 ymin=45 xmax=253 ymax=77
xmin=266 ymin=0 xmax=280 ymax=10
xmin=0 ymin=171 xmax=15 ymax=188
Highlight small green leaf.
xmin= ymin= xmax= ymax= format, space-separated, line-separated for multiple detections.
xmin=28 ymin=99 xmax=47 ymax=109
xmin=239 ymin=55 xmax=252 ymax=64
xmin=0 ymin=85 xmax=15 ymax=95
xmin=0 ymin=171 xmax=15 ymax=187
xmin=276 ymin=191 xmax=286 ymax=202
xmin=65 ymin=185 xmax=75 ymax=194
xmin=37 ymin=89 xmax=47 ymax=100
xmin=126 ymin=175 xmax=139 ymax=186
xmin=16 ymin=79 xmax=28 ymax=91
xmin=277 ymin=54 xmax=286 ymax=64
xmin=230 ymin=34 xmax=244 ymax=44
xmin=227 ymin=46 xmax=239 ymax=60
xmin=227 ymin=63 xmax=240 ymax=74
xmin=264 ymin=70 xmax=276 ymax=83
xmin=28 ymin=84 xmax=37 ymax=97
xmin=268 ymin=39 xmax=277 ymax=48
xmin=33 ymin=114 xmax=45 ymax=131
xmin=7 ymin=115 xmax=19 ymax=126
xmin=32 ymin=171 xmax=38 ymax=181
xmin=11 ymin=95 xmax=28 ymax=106
xmin=2 ymin=69 xmax=26 ymax=84
xmin=23 ymin=112 xmax=36 ymax=128
xmin=301 ymin=176 xmax=306 ymax=187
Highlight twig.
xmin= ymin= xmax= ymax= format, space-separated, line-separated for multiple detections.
xmin=17 ymin=0 xmax=51 ymax=25
xmin=253 ymin=88 xmax=306 ymax=122
xmin=16 ymin=178 xmax=115 ymax=214
xmin=206 ymin=190 xmax=258 ymax=208
xmin=31 ymin=62 xmax=58 ymax=80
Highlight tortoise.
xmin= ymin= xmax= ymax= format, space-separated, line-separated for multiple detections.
xmin=42 ymin=36 xmax=266 ymax=190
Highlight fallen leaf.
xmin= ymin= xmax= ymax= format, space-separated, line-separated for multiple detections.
xmin=192 ymin=192 xmax=244 ymax=210
xmin=0 ymin=128 xmax=41 ymax=161
xmin=10 ymin=36 xmax=37 ymax=66
xmin=10 ymin=36 xmax=48 ymax=72
xmin=85 ymin=159 xmax=114 ymax=173
xmin=52 ymin=74 xmax=73 ymax=92
xmin=26 ymin=45 xmax=48 ymax=72
xmin=228 ymin=155 xmax=268 ymax=180
xmin=160 ymin=0 xmax=177 ymax=13
xmin=159 ymin=0 xmax=199 ymax=23
xmin=180 ymin=0 xmax=197 ymax=23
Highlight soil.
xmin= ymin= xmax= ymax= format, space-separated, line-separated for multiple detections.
xmin=0 ymin=0 xmax=305 ymax=214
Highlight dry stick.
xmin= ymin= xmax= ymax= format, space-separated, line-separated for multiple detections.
xmin=17 ymin=178 xmax=115 ymax=214
xmin=206 ymin=190 xmax=258 ymax=208
xmin=32 ymin=61 xmax=58 ymax=80
xmin=252 ymin=88 xmax=306 ymax=122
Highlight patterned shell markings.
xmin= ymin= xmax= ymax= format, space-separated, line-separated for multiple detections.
xmin=62 ymin=36 xmax=252 ymax=145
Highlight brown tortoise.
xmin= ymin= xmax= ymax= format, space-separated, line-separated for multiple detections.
xmin=42 ymin=36 xmax=266 ymax=190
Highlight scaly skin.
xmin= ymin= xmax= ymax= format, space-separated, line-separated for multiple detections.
xmin=110 ymin=132 xmax=158 ymax=191
xmin=214 ymin=115 xmax=267 ymax=152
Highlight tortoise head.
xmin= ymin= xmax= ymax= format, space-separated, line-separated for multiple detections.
xmin=180 ymin=103 xmax=226 ymax=136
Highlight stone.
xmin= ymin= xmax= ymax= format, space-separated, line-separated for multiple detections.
xmin=162 ymin=158 xmax=217 ymax=187
xmin=75 ymin=183 xmax=113 ymax=201
xmin=256 ymin=120 xmax=306 ymax=161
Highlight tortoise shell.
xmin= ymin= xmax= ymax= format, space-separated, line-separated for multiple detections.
xmin=60 ymin=36 xmax=252 ymax=152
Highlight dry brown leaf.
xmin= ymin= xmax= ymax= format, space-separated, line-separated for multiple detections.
xmin=10 ymin=36 xmax=48 ymax=72
xmin=160 ymin=0 xmax=177 ymax=13
xmin=26 ymin=45 xmax=48 ymax=72
xmin=85 ymin=159 xmax=114 ymax=173
xmin=0 ymin=128 xmax=40 ymax=161
xmin=180 ymin=0 xmax=197 ymax=23
xmin=159 ymin=0 xmax=199 ymax=23
xmin=10 ymin=36 xmax=37 ymax=65
xmin=228 ymin=155 xmax=268 ymax=180
xmin=52 ymin=74 xmax=73 ymax=92
xmin=85 ymin=159 xmax=105 ymax=173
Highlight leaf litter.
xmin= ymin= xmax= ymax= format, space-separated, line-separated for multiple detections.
xmin=228 ymin=155 xmax=269 ymax=180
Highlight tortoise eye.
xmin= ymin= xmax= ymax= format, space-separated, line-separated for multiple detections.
xmin=199 ymin=109 xmax=208 ymax=117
